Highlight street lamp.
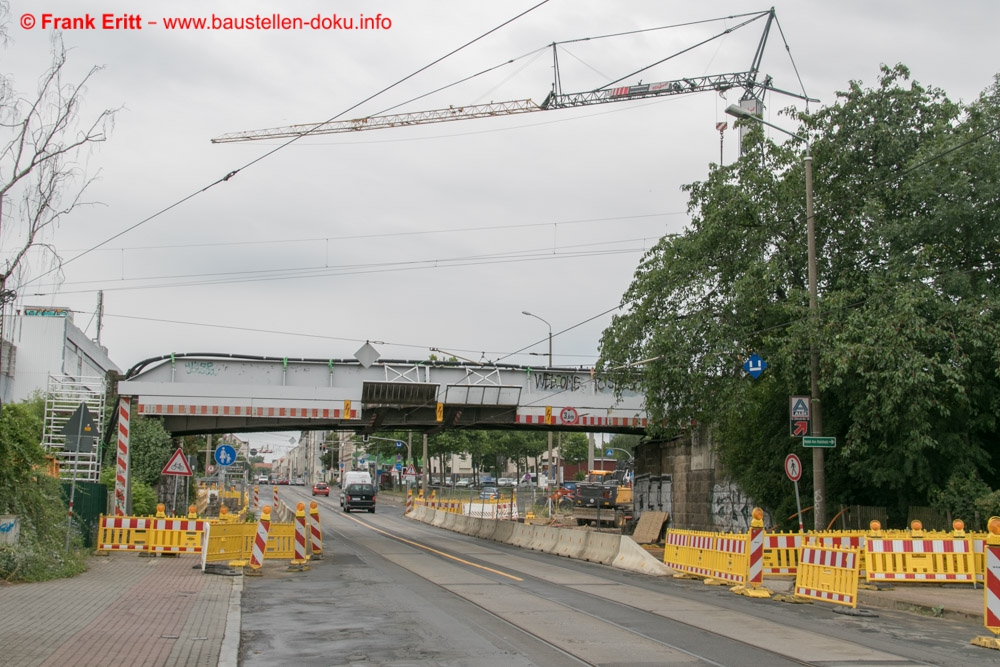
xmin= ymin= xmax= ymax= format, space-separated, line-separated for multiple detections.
xmin=521 ymin=311 xmax=552 ymax=367
xmin=725 ymin=103 xmax=825 ymax=530
xmin=522 ymin=310 xmax=555 ymax=499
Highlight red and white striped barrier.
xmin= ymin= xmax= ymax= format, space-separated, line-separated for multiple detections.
xmin=253 ymin=485 xmax=259 ymax=508
xmin=866 ymin=537 xmax=974 ymax=582
xmin=273 ymin=485 xmax=279 ymax=510
xmin=795 ymin=545 xmax=860 ymax=608
xmin=405 ymin=490 xmax=413 ymax=514
xmin=308 ymin=502 xmax=323 ymax=558
xmin=290 ymin=502 xmax=309 ymax=570
xmin=763 ymin=533 xmax=803 ymax=575
xmin=973 ymin=520 xmax=1000 ymax=650
xmin=114 ymin=398 xmax=131 ymax=516
xmin=248 ymin=506 xmax=271 ymax=571
xmin=748 ymin=526 xmax=764 ymax=586
xmin=99 ymin=516 xmax=151 ymax=552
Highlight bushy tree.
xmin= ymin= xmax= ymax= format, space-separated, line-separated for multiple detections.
xmin=0 ymin=398 xmax=86 ymax=581
xmin=599 ymin=65 xmax=1000 ymax=526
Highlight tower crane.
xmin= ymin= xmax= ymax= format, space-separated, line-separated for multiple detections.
xmin=212 ymin=9 xmax=815 ymax=145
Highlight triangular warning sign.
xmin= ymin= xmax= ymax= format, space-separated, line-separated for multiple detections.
xmin=162 ymin=449 xmax=194 ymax=476
xmin=404 ymin=465 xmax=416 ymax=476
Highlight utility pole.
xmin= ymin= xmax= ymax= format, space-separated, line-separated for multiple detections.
xmin=95 ymin=290 xmax=104 ymax=346
xmin=422 ymin=434 xmax=429 ymax=490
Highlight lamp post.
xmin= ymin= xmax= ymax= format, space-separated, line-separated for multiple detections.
xmin=523 ymin=310 xmax=555 ymax=499
xmin=521 ymin=311 xmax=552 ymax=367
xmin=725 ymin=104 xmax=825 ymax=530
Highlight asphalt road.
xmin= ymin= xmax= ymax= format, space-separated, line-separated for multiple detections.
xmin=239 ymin=488 xmax=1000 ymax=666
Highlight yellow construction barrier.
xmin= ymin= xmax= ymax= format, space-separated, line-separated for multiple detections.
xmin=97 ymin=515 xmax=154 ymax=553
xmin=664 ymin=530 xmax=749 ymax=584
xmin=202 ymin=521 xmax=256 ymax=566
xmin=147 ymin=518 xmax=205 ymax=554
xmin=265 ymin=522 xmax=297 ymax=559
xmin=763 ymin=532 xmax=802 ymax=576
xmin=794 ymin=541 xmax=861 ymax=608
xmin=865 ymin=536 xmax=975 ymax=584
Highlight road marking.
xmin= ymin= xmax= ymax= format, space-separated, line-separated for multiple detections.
xmin=338 ymin=512 xmax=523 ymax=582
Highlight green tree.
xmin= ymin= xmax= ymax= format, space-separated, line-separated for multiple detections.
xmin=0 ymin=397 xmax=87 ymax=581
xmin=128 ymin=416 xmax=174 ymax=486
xmin=599 ymin=65 xmax=1000 ymax=526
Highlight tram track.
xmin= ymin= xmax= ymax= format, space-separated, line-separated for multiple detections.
xmin=323 ymin=505 xmax=933 ymax=666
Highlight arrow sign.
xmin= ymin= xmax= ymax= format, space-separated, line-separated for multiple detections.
xmin=61 ymin=403 xmax=97 ymax=453
xmin=792 ymin=420 xmax=810 ymax=437
xmin=162 ymin=449 xmax=194 ymax=476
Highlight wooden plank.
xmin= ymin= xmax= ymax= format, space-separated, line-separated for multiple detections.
xmin=631 ymin=511 xmax=669 ymax=544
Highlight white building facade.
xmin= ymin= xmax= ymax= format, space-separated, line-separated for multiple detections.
xmin=1 ymin=307 xmax=120 ymax=404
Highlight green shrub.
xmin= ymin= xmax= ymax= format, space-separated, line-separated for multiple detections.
xmin=0 ymin=400 xmax=88 ymax=582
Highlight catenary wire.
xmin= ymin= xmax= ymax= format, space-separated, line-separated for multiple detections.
xmin=19 ymin=0 xmax=554 ymax=288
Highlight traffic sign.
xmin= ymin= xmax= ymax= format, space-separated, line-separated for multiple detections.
xmin=784 ymin=454 xmax=802 ymax=482
xmin=61 ymin=403 xmax=97 ymax=453
xmin=791 ymin=421 xmax=810 ymax=437
xmin=250 ymin=448 xmax=258 ymax=456
xmin=162 ymin=449 xmax=194 ymax=476
xmin=803 ymin=436 xmax=836 ymax=448
xmin=789 ymin=395 xmax=811 ymax=436
xmin=214 ymin=444 xmax=237 ymax=466
xmin=396 ymin=440 xmax=403 ymax=448
xmin=559 ymin=406 xmax=579 ymax=425
xmin=743 ymin=353 xmax=767 ymax=379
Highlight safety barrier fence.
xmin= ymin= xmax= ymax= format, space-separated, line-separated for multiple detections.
xmin=761 ymin=526 xmax=986 ymax=584
xmin=98 ymin=498 xmax=309 ymax=566
xmin=410 ymin=492 xmax=519 ymax=521
xmin=794 ymin=543 xmax=862 ymax=608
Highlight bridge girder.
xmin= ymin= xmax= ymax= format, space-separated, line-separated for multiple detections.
xmin=116 ymin=354 xmax=648 ymax=436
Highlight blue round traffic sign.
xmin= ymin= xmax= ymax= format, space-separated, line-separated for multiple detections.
xmin=214 ymin=444 xmax=237 ymax=467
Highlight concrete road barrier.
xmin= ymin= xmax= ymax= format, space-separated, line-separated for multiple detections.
xmin=581 ymin=531 xmax=622 ymax=565
xmin=554 ymin=529 xmax=587 ymax=559
xmin=404 ymin=509 xmax=670 ymax=576
xmin=614 ymin=536 xmax=674 ymax=575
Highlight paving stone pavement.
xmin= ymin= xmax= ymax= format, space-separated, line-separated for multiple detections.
xmin=0 ymin=553 xmax=239 ymax=667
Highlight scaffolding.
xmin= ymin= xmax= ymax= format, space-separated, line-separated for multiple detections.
xmin=42 ymin=375 xmax=107 ymax=482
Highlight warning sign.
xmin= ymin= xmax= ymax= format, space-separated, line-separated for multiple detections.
xmin=162 ymin=449 xmax=194 ymax=476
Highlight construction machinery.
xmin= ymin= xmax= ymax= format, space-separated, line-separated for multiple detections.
xmin=572 ymin=465 xmax=634 ymax=530
xmin=212 ymin=9 xmax=814 ymax=145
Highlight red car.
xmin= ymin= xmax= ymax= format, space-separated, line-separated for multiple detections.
xmin=312 ymin=482 xmax=330 ymax=496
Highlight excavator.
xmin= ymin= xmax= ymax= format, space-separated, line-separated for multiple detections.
xmin=573 ymin=464 xmax=634 ymax=530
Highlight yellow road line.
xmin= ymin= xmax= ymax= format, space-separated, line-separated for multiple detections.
xmin=339 ymin=512 xmax=523 ymax=582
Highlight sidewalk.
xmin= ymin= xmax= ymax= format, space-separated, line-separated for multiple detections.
xmin=0 ymin=553 xmax=240 ymax=667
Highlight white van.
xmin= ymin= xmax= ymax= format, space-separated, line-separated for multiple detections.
xmin=340 ymin=471 xmax=373 ymax=507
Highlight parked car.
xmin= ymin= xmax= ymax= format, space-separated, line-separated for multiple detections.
xmin=278 ymin=479 xmax=289 ymax=485
xmin=455 ymin=479 xmax=471 ymax=488
xmin=343 ymin=483 xmax=376 ymax=513
xmin=312 ymin=482 xmax=330 ymax=496
xmin=497 ymin=478 xmax=514 ymax=487
xmin=479 ymin=486 xmax=499 ymax=500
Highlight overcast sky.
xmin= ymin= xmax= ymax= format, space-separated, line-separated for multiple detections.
xmin=5 ymin=0 xmax=998 ymax=388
